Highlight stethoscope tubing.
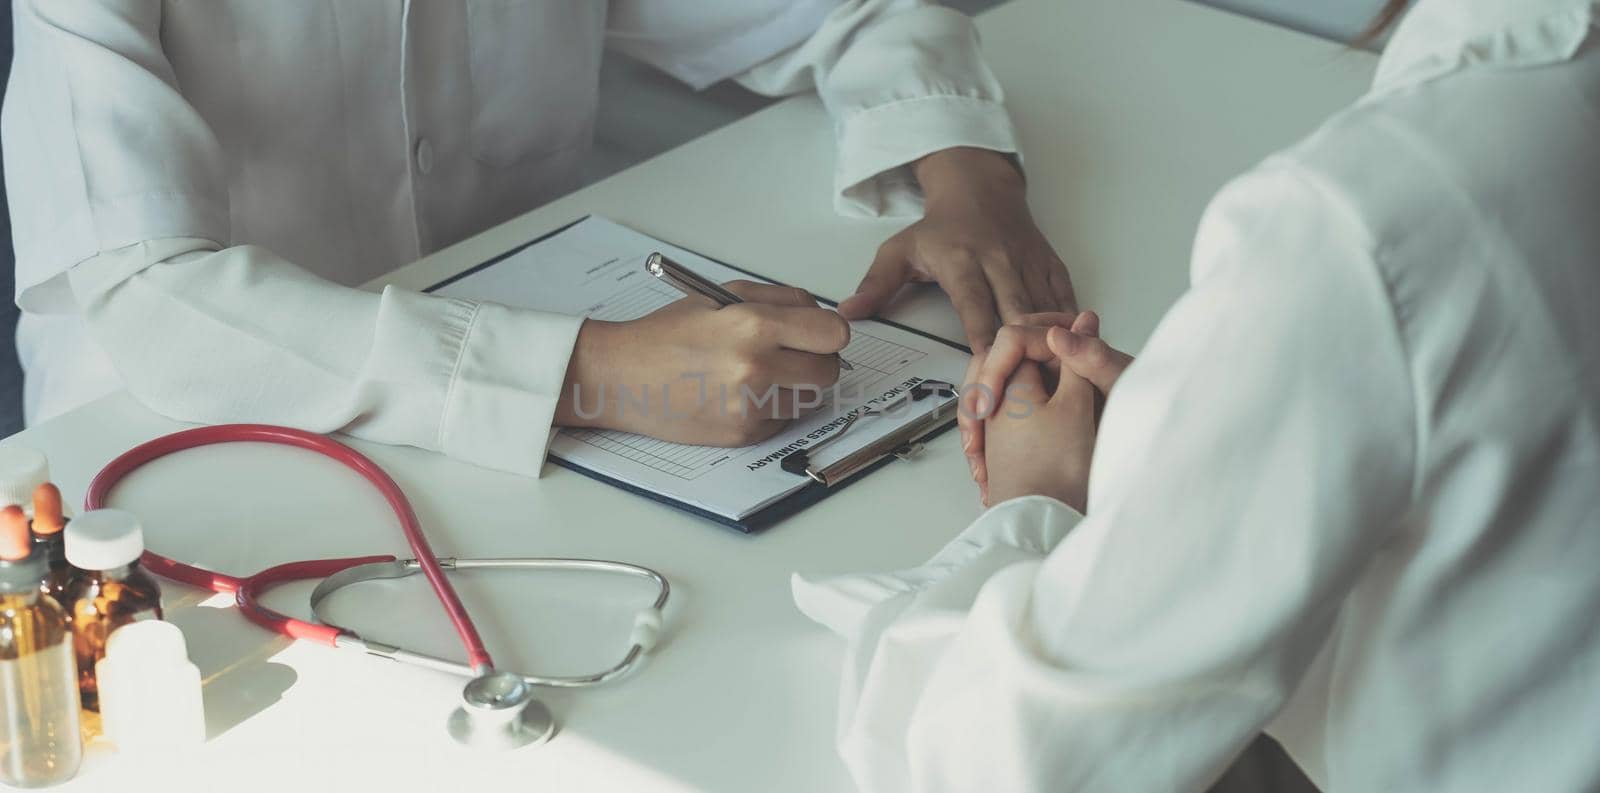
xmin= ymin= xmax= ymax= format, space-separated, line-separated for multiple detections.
xmin=84 ymin=423 xmax=496 ymax=670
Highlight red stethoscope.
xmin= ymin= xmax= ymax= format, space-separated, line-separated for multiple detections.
xmin=85 ymin=424 xmax=670 ymax=749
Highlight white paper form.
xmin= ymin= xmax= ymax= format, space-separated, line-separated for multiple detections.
xmin=433 ymin=217 xmax=970 ymax=521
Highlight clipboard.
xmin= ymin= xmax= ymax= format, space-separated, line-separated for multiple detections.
xmin=427 ymin=216 xmax=970 ymax=533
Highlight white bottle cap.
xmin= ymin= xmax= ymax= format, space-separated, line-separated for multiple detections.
xmin=66 ymin=509 xmax=146 ymax=570
xmin=105 ymin=620 xmax=188 ymax=665
xmin=0 ymin=445 xmax=50 ymax=511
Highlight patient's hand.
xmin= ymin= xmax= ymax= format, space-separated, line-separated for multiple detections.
xmin=962 ymin=311 xmax=1134 ymax=505
xmin=980 ymin=362 xmax=1096 ymax=510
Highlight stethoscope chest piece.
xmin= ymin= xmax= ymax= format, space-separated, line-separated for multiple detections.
xmin=447 ymin=671 xmax=556 ymax=750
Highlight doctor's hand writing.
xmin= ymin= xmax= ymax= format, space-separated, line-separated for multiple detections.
xmin=839 ymin=147 xmax=1075 ymax=352
xmin=961 ymin=311 xmax=1134 ymax=506
xmin=554 ymin=281 xmax=849 ymax=447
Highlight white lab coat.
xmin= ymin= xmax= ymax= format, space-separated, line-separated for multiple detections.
xmin=2 ymin=0 xmax=1017 ymax=475
xmin=792 ymin=1 xmax=1600 ymax=790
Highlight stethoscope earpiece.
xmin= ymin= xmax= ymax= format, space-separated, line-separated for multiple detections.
xmin=446 ymin=671 xmax=556 ymax=750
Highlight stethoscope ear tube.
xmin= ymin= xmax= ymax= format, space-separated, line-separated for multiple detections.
xmin=310 ymin=557 xmax=671 ymax=687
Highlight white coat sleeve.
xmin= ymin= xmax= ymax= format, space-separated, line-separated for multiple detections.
xmin=792 ymin=163 xmax=1420 ymax=792
xmin=65 ymin=239 xmax=580 ymax=477
xmin=605 ymin=1 xmax=1018 ymax=217
xmin=6 ymin=1 xmax=581 ymax=475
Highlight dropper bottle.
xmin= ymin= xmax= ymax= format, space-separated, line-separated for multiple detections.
xmin=30 ymin=484 xmax=74 ymax=602
xmin=0 ymin=446 xmax=76 ymax=600
xmin=0 ymin=505 xmax=83 ymax=787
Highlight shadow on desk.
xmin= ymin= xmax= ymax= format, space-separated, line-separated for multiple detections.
xmin=166 ymin=603 xmax=298 ymax=741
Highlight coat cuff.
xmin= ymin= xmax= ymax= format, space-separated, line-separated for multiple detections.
xmin=834 ymin=94 xmax=1021 ymax=218
xmin=437 ymin=299 xmax=584 ymax=477
xmin=792 ymin=495 xmax=1080 ymax=640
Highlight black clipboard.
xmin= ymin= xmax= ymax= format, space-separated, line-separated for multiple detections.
xmin=426 ymin=216 xmax=969 ymax=533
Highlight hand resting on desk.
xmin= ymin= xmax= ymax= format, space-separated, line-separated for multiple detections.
xmin=841 ymin=147 xmax=1077 ymax=353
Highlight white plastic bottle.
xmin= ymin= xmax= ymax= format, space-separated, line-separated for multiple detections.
xmin=94 ymin=620 xmax=206 ymax=752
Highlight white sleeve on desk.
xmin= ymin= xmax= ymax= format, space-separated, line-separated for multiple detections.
xmin=791 ymin=495 xmax=1077 ymax=792
xmin=737 ymin=3 xmax=1020 ymax=218
xmin=792 ymin=495 xmax=1076 ymax=638
xmin=66 ymin=239 xmax=582 ymax=477
xmin=830 ymin=92 xmax=1020 ymax=218
xmin=432 ymin=299 xmax=582 ymax=476
xmin=607 ymin=0 xmax=1019 ymax=219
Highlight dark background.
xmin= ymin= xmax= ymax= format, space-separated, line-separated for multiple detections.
xmin=1 ymin=0 xmax=21 ymax=437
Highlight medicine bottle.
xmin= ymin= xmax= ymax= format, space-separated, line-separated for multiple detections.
xmin=96 ymin=620 xmax=206 ymax=753
xmin=0 ymin=506 xmax=82 ymax=787
xmin=61 ymin=509 xmax=164 ymax=712
xmin=31 ymin=484 xmax=74 ymax=601
xmin=0 ymin=447 xmax=76 ymax=600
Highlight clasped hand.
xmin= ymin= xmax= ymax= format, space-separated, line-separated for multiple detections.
xmin=958 ymin=311 xmax=1133 ymax=511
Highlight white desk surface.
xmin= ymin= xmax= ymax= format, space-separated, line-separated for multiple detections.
xmin=7 ymin=1 xmax=1374 ymax=790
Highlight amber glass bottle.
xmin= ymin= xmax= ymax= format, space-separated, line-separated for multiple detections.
xmin=60 ymin=509 xmax=163 ymax=712
xmin=0 ymin=506 xmax=82 ymax=787
xmin=30 ymin=484 xmax=76 ymax=602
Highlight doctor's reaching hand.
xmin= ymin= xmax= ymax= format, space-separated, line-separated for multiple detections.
xmin=840 ymin=147 xmax=1075 ymax=353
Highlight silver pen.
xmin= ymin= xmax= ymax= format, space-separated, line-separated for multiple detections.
xmin=646 ymin=252 xmax=854 ymax=370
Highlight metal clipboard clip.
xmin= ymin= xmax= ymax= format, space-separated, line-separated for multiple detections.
xmin=780 ymin=380 xmax=958 ymax=487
